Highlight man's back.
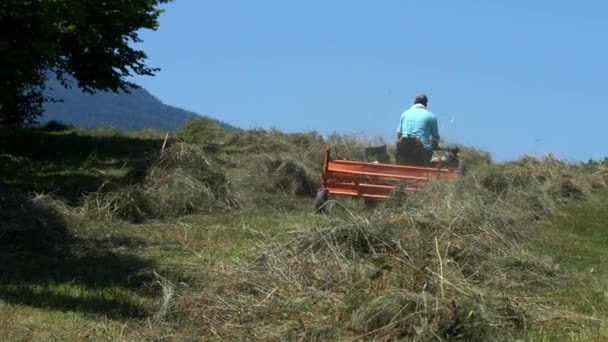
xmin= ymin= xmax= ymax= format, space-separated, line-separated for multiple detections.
xmin=397 ymin=104 xmax=438 ymax=150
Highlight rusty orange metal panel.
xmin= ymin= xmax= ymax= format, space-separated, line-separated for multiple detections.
xmin=328 ymin=160 xmax=458 ymax=180
xmin=325 ymin=188 xmax=391 ymax=199
xmin=324 ymin=171 xmax=423 ymax=188
xmin=327 ymin=165 xmax=430 ymax=182
xmin=319 ymin=146 xmax=458 ymax=200
xmin=325 ymin=182 xmax=416 ymax=199
xmin=325 ymin=181 xmax=419 ymax=198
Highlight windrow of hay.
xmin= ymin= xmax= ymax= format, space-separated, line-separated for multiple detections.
xmin=176 ymin=117 xmax=234 ymax=146
xmin=163 ymin=157 xmax=608 ymax=340
xmin=33 ymin=127 xmax=374 ymax=221
xmin=6 ymin=123 xmax=608 ymax=338
xmin=176 ymin=118 xmax=370 ymax=163
xmin=0 ymin=192 xmax=73 ymax=250
xmin=146 ymin=143 xmax=240 ymax=214
xmin=81 ymin=143 xmax=239 ymax=222
xmin=473 ymin=155 xmax=601 ymax=210
xmin=81 ymin=185 xmax=156 ymax=223
xmin=167 ymin=192 xmax=538 ymax=340
xmin=456 ymin=146 xmax=492 ymax=167
xmin=230 ymin=153 xmax=319 ymax=210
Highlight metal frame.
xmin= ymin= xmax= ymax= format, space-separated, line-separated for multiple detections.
xmin=320 ymin=147 xmax=458 ymax=200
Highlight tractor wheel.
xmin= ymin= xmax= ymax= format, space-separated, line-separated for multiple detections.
xmin=314 ymin=189 xmax=329 ymax=213
xmin=457 ymin=159 xmax=468 ymax=176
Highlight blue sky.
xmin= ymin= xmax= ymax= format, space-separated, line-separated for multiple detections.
xmin=132 ymin=1 xmax=608 ymax=162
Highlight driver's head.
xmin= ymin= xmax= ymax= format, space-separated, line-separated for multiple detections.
xmin=414 ymin=93 xmax=428 ymax=107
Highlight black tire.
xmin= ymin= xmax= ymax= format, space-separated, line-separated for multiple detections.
xmin=457 ymin=158 xmax=467 ymax=176
xmin=314 ymin=189 xmax=329 ymax=213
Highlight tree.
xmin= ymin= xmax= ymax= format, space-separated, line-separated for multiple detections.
xmin=0 ymin=0 xmax=171 ymax=126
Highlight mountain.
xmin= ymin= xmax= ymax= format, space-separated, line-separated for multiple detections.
xmin=41 ymin=78 xmax=235 ymax=131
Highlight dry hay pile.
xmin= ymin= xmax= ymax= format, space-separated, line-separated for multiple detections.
xmin=457 ymin=146 xmax=492 ymax=167
xmin=81 ymin=185 xmax=156 ymax=223
xmin=248 ymin=154 xmax=318 ymax=196
xmin=225 ymin=129 xmax=294 ymax=154
xmin=0 ymin=192 xmax=74 ymax=251
xmin=166 ymin=189 xmax=539 ymax=340
xmin=145 ymin=143 xmax=239 ymax=216
xmin=175 ymin=117 xmax=232 ymax=146
xmin=82 ymin=143 xmax=239 ymax=222
xmin=473 ymin=155 xmax=603 ymax=221
xmin=162 ymin=156 xmax=608 ymax=340
xmin=236 ymin=153 xmax=319 ymax=210
xmin=68 ymin=130 xmax=371 ymax=221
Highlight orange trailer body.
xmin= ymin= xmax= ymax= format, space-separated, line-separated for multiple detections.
xmin=319 ymin=147 xmax=459 ymax=200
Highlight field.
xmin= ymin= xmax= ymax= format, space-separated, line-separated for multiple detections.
xmin=1 ymin=119 xmax=608 ymax=341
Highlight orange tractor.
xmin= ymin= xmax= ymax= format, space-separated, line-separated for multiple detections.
xmin=314 ymin=142 xmax=465 ymax=210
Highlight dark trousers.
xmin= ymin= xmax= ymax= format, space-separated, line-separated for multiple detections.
xmin=395 ymin=137 xmax=432 ymax=166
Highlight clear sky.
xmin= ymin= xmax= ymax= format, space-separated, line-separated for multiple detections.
xmin=132 ymin=1 xmax=608 ymax=162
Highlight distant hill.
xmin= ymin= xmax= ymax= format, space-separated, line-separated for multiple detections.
xmin=41 ymin=78 xmax=235 ymax=131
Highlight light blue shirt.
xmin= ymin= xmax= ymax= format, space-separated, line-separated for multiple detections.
xmin=396 ymin=104 xmax=439 ymax=150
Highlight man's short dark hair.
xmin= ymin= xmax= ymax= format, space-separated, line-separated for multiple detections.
xmin=414 ymin=93 xmax=428 ymax=106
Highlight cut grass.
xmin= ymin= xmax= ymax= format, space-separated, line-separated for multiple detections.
xmin=524 ymin=190 xmax=608 ymax=340
xmin=2 ymin=190 xmax=608 ymax=340
xmin=0 ymin=209 xmax=327 ymax=340
xmin=0 ymin=127 xmax=162 ymax=204
xmin=2 ymin=127 xmax=608 ymax=340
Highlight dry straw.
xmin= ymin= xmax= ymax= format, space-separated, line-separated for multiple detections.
xmin=164 ymin=154 xmax=608 ymax=340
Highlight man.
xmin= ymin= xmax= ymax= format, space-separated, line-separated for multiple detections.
xmin=395 ymin=93 xmax=439 ymax=165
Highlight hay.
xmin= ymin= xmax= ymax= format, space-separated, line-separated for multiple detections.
xmin=82 ymin=185 xmax=155 ymax=223
xmin=232 ymin=153 xmax=320 ymax=210
xmin=349 ymin=290 xmax=425 ymax=332
xmin=20 ymin=124 xmax=604 ymax=338
xmin=0 ymin=192 xmax=73 ymax=250
xmin=248 ymin=154 xmax=318 ymax=197
xmin=160 ymin=153 xmax=608 ymax=340
xmin=31 ymin=193 xmax=81 ymax=223
xmin=146 ymin=143 xmax=240 ymax=212
xmin=226 ymin=129 xmax=293 ymax=154
xmin=472 ymin=156 xmax=596 ymax=217
xmin=298 ymin=222 xmax=399 ymax=258
xmin=348 ymin=291 xmax=497 ymax=340
xmin=150 ymin=142 xmax=216 ymax=172
xmin=176 ymin=117 xmax=232 ymax=145
xmin=457 ymin=146 xmax=492 ymax=167
xmin=81 ymin=143 xmax=239 ymax=222
xmin=145 ymin=168 xmax=223 ymax=216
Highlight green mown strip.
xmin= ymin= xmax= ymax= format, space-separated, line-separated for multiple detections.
xmin=527 ymin=191 xmax=608 ymax=340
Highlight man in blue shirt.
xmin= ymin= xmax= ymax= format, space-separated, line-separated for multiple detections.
xmin=395 ymin=94 xmax=439 ymax=165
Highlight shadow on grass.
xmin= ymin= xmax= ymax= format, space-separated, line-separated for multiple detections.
xmin=0 ymin=191 xmax=158 ymax=320
xmin=0 ymin=127 xmax=162 ymax=163
xmin=0 ymin=127 xmax=161 ymax=203
xmin=0 ymin=247 xmax=155 ymax=319
xmin=19 ymin=173 xmax=119 ymax=205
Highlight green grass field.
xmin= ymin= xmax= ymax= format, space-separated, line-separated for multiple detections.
xmin=524 ymin=192 xmax=608 ymax=341
xmin=1 ymin=122 xmax=607 ymax=340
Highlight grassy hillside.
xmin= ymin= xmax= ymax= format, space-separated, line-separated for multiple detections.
xmin=1 ymin=120 xmax=607 ymax=341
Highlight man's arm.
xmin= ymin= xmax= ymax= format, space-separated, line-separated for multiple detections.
xmin=396 ymin=115 xmax=403 ymax=141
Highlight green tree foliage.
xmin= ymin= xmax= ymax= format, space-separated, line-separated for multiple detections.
xmin=0 ymin=0 xmax=170 ymax=126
